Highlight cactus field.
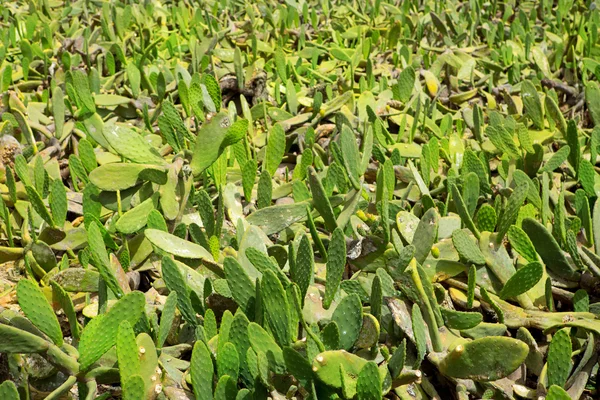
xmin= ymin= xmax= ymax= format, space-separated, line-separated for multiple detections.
xmin=1 ymin=0 xmax=600 ymax=399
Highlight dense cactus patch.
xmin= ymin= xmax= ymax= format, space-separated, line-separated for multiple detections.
xmin=0 ymin=0 xmax=600 ymax=399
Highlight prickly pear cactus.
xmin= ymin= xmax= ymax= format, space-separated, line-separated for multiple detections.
xmin=2 ymin=1 xmax=600 ymax=398
xmin=439 ymin=337 xmax=529 ymax=381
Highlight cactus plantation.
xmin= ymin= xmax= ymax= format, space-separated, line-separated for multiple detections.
xmin=0 ymin=0 xmax=600 ymax=399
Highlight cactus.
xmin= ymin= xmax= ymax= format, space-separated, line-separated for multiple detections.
xmin=87 ymin=221 xmax=124 ymax=299
xmin=386 ymin=245 xmax=415 ymax=281
xmin=191 ymin=340 xmax=215 ymax=400
xmin=439 ymin=337 xmax=528 ymax=381
xmin=331 ymin=294 xmax=363 ymax=350
xmin=499 ymin=261 xmax=543 ymax=300
xmin=388 ymin=339 xmax=406 ymax=379
xmin=356 ymin=362 xmax=381 ymax=400
xmin=355 ymin=314 xmax=380 ymax=349
xmin=224 ymin=256 xmax=256 ymax=315
xmin=161 ymin=256 xmax=197 ymax=326
xmin=312 ymin=350 xmax=367 ymax=392
xmin=16 ymin=279 xmax=63 ymax=346
xmin=247 ymin=322 xmax=286 ymax=374
xmin=308 ymin=166 xmax=338 ymax=231
xmin=467 ymin=265 xmax=476 ymax=309
xmin=476 ymin=204 xmax=497 ymax=232
xmin=450 ymin=183 xmax=480 ymax=239
xmin=440 ymin=309 xmax=482 ymax=330
xmin=218 ymin=342 xmax=240 ymax=381
xmin=321 ymin=321 xmax=340 ymax=350
xmin=412 ymin=208 xmax=439 ymax=264
xmin=546 ymin=385 xmax=572 ymax=400
xmin=324 ymin=227 xmax=346 ymax=309
xmin=547 ymin=328 xmax=572 ymax=388
xmin=117 ymin=320 xmax=140 ymax=385
xmin=292 ymin=234 xmax=314 ymax=304
xmin=496 ymin=181 xmax=528 ymax=242
xmin=78 ymin=291 xmax=145 ymax=371
xmin=452 ymin=229 xmax=485 ymax=265
xmin=158 ymin=292 xmax=178 ymax=348
xmin=411 ymin=304 xmax=427 ymax=368
xmin=122 ymin=374 xmax=146 ymax=400
xmin=261 ymin=269 xmax=291 ymax=347
xmin=516 ymin=327 xmax=544 ymax=375
xmin=3 ymin=2 xmax=600 ymax=398
xmin=507 ymin=225 xmax=537 ymax=262
xmin=521 ymin=218 xmax=579 ymax=281
xmin=283 ymin=347 xmax=313 ymax=388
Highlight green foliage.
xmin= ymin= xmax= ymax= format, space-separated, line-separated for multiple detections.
xmin=1 ymin=1 xmax=599 ymax=398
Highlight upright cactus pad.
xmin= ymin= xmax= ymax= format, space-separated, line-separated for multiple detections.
xmin=332 ymin=294 xmax=363 ymax=350
xmin=78 ymin=291 xmax=145 ymax=370
xmin=16 ymin=279 xmax=63 ymax=346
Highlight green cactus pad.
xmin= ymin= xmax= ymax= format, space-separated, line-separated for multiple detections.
xmin=261 ymin=269 xmax=291 ymax=347
xmin=191 ymin=340 xmax=215 ymax=400
xmin=467 ymin=265 xmax=476 ymax=309
xmin=356 ymin=362 xmax=382 ymax=400
xmin=546 ymin=385 xmax=572 ymax=400
xmin=88 ymin=221 xmax=124 ymax=299
xmin=136 ymin=333 xmax=160 ymax=397
xmin=439 ymin=337 xmax=529 ymax=381
xmin=440 ymin=309 xmax=482 ymax=330
xmin=117 ymin=320 xmax=140 ymax=385
xmin=247 ymin=322 xmax=286 ymax=374
xmin=412 ymin=207 xmax=439 ymax=264
xmin=78 ymin=291 xmax=145 ymax=371
xmin=16 ymin=279 xmax=63 ymax=346
xmin=355 ymin=314 xmax=380 ymax=349
xmin=324 ymin=227 xmax=346 ymax=309
xmin=0 ymin=381 xmax=19 ymax=400
xmin=312 ymin=350 xmax=367 ymax=390
xmin=214 ymin=374 xmax=238 ymax=400
xmin=292 ymin=234 xmax=314 ymax=304
xmin=50 ymin=281 xmax=81 ymax=341
xmin=158 ymin=291 xmax=178 ymax=348
xmin=161 ymin=256 xmax=197 ymax=326
xmin=450 ymin=183 xmax=480 ymax=239
xmin=388 ymin=339 xmax=406 ymax=379
xmin=476 ymin=204 xmax=497 ymax=233
xmin=308 ymin=166 xmax=337 ymax=231
xmin=496 ymin=181 xmax=528 ymax=242
xmin=499 ymin=261 xmax=543 ymax=300
xmin=321 ymin=322 xmax=340 ymax=350
xmin=516 ymin=327 xmax=544 ymax=375
xmin=411 ymin=304 xmax=427 ymax=368
xmin=218 ymin=342 xmax=240 ymax=381
xmin=332 ymin=294 xmax=363 ymax=350
xmin=547 ymin=328 xmax=572 ymax=388
xmin=283 ymin=347 xmax=313 ymax=387
xmin=507 ymin=225 xmax=537 ymax=262
xmin=122 ymin=374 xmax=146 ymax=400
xmin=521 ymin=218 xmax=579 ymax=281
xmin=452 ymin=229 xmax=485 ymax=265
xmin=0 ymin=323 xmax=49 ymax=353
xmin=229 ymin=311 xmax=253 ymax=386
xmin=224 ymin=256 xmax=256 ymax=315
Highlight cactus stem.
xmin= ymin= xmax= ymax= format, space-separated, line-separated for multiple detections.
xmin=47 ymin=344 xmax=80 ymax=375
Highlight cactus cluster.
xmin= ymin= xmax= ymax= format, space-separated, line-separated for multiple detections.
xmin=1 ymin=0 xmax=600 ymax=399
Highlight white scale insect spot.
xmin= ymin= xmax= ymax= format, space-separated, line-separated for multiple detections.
xmin=316 ymin=355 xmax=324 ymax=363
xmin=139 ymin=346 xmax=146 ymax=354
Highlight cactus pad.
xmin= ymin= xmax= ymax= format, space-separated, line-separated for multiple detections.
xmin=439 ymin=337 xmax=528 ymax=381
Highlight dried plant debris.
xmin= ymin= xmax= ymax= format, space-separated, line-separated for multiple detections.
xmin=1 ymin=0 xmax=600 ymax=399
